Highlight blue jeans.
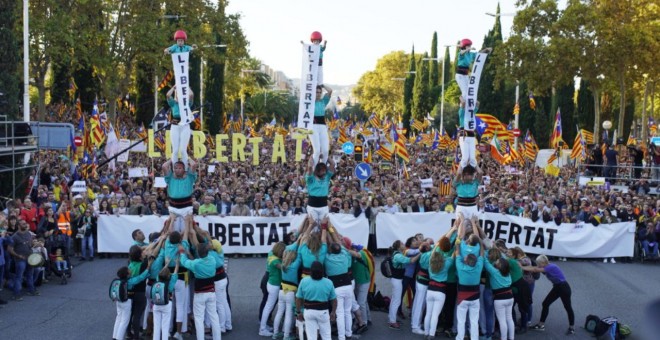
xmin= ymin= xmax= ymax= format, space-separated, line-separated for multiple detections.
xmin=642 ymin=241 xmax=659 ymax=257
xmin=13 ymin=259 xmax=35 ymax=296
xmin=479 ymin=285 xmax=495 ymax=336
xmin=82 ymin=235 xmax=94 ymax=259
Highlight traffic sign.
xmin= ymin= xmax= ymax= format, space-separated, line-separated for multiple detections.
xmin=74 ymin=136 xmax=83 ymax=147
xmin=652 ymin=137 xmax=660 ymax=146
xmin=512 ymin=129 xmax=521 ymax=137
xmin=354 ymin=162 xmax=372 ymax=181
xmin=342 ymin=142 xmax=354 ymax=155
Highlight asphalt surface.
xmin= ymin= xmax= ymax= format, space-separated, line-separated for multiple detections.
xmin=1 ymin=256 xmax=658 ymax=340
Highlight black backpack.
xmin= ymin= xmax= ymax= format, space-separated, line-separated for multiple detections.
xmin=380 ymin=256 xmax=393 ymax=278
xmin=585 ymin=314 xmax=600 ymax=333
xmin=109 ymin=278 xmax=128 ymax=302
xmin=595 ymin=316 xmax=622 ymax=340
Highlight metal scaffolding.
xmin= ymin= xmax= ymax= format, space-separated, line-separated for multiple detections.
xmin=0 ymin=115 xmax=39 ymax=200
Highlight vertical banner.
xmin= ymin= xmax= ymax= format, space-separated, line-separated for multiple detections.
xmin=297 ymin=44 xmax=321 ymax=131
xmin=171 ymin=52 xmax=192 ymax=125
xmin=464 ymin=52 xmax=489 ymax=131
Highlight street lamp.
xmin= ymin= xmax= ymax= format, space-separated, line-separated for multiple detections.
xmin=423 ymin=46 xmax=452 ymax=130
xmin=23 ymin=0 xmax=29 ymax=122
xmin=199 ymin=44 xmax=227 ymax=130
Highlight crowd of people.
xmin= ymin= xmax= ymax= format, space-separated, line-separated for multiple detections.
xmin=0 ymin=98 xmax=659 ymax=339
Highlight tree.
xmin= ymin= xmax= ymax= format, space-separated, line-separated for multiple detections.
xmin=478 ymin=3 xmax=507 ymax=121
xmin=576 ymin=79 xmax=595 ymax=130
xmin=442 ymin=46 xmax=451 ymax=89
xmin=352 ymin=50 xmax=409 ymax=118
xmin=556 ymin=81 xmax=576 ymax=143
xmin=429 ymin=32 xmax=440 ymax=106
xmin=402 ymin=46 xmax=416 ymax=133
xmin=0 ymin=0 xmax=20 ymax=118
xmin=412 ymin=52 xmax=431 ymax=123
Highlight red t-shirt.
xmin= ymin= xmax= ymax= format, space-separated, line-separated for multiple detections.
xmin=20 ymin=206 xmax=38 ymax=232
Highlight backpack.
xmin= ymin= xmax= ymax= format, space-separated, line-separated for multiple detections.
xmin=151 ymin=281 xmax=169 ymax=306
xmin=595 ymin=316 xmax=622 ymax=340
xmin=109 ymin=279 xmax=128 ymax=302
xmin=585 ymin=314 xmax=601 ymax=333
xmin=380 ymin=256 xmax=393 ymax=278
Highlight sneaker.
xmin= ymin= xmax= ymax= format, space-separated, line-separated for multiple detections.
xmin=79 ymin=257 xmax=86 ymax=261
xmin=444 ymin=329 xmax=457 ymax=338
xmin=389 ymin=322 xmax=401 ymax=330
xmin=27 ymin=291 xmax=40 ymax=296
xmin=610 ymin=258 xmax=616 ymax=264
xmin=531 ymin=324 xmax=545 ymax=331
xmin=603 ymin=258 xmax=608 ymax=263
xmin=426 ymin=336 xmax=435 ymax=340
xmin=412 ymin=328 xmax=425 ymax=335
xmin=173 ymin=332 xmax=184 ymax=340
xmin=272 ymin=332 xmax=284 ymax=339
xmin=11 ymin=296 xmax=23 ymax=301
xmin=355 ymin=324 xmax=368 ymax=334
xmin=566 ymin=327 xmax=575 ymax=335
xmin=259 ymin=330 xmax=274 ymax=337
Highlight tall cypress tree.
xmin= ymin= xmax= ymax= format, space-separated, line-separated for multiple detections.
xmin=576 ymin=79 xmax=595 ymax=131
xmin=429 ymin=32 xmax=440 ymax=107
xmin=206 ymin=32 xmax=226 ymax=135
xmin=443 ymin=46 xmax=452 ymax=89
xmin=556 ymin=81 xmax=576 ymax=144
xmin=402 ymin=46 xmax=415 ymax=133
xmin=135 ymin=60 xmax=155 ymax=127
xmin=0 ymin=0 xmax=20 ymax=118
xmin=413 ymin=52 xmax=431 ymax=123
xmin=478 ymin=3 xmax=505 ymax=121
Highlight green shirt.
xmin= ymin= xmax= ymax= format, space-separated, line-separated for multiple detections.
xmin=296 ymin=276 xmax=336 ymax=302
xmin=305 ymin=171 xmax=334 ymax=197
xmin=351 ymin=251 xmax=371 ymax=285
xmin=199 ymin=204 xmax=217 ymax=215
xmin=267 ymin=255 xmax=282 ymax=286
xmin=508 ymin=257 xmax=523 ymax=283
xmin=165 ymin=169 xmax=197 ymax=199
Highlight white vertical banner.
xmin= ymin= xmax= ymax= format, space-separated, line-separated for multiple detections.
xmin=171 ymin=52 xmax=193 ymax=125
xmin=464 ymin=52 xmax=489 ymax=131
xmin=297 ymin=44 xmax=320 ymax=131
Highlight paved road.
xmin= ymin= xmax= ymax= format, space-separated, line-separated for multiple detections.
xmin=1 ymin=256 xmax=658 ymax=340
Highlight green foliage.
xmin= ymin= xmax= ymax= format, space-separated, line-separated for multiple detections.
xmin=413 ymin=52 xmax=431 ymax=121
xmin=576 ymin=79 xmax=595 ymax=130
xmin=0 ymin=0 xmax=20 ymax=118
xmin=479 ymin=3 xmax=507 ymax=121
xmin=245 ymin=90 xmax=297 ymax=125
xmin=352 ymin=50 xmax=409 ymax=117
xmin=402 ymin=46 xmax=416 ymax=134
xmin=429 ymin=32 xmax=439 ymax=91
xmin=556 ymin=82 xmax=576 ymax=143
xmin=442 ymin=47 xmax=451 ymax=88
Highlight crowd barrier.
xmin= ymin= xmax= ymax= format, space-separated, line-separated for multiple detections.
xmin=98 ymin=212 xmax=635 ymax=258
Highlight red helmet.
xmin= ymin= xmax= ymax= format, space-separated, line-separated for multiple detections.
xmin=460 ymin=38 xmax=473 ymax=48
xmin=173 ymin=30 xmax=187 ymax=41
xmin=310 ymin=31 xmax=323 ymax=42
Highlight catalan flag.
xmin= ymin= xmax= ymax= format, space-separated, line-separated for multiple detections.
xmin=158 ymin=70 xmax=173 ymax=92
xmin=89 ymin=99 xmax=106 ymax=147
xmin=375 ymin=143 xmax=393 ymax=160
xmin=431 ymin=130 xmax=440 ymax=150
xmin=337 ymin=127 xmax=349 ymax=145
xmin=626 ymin=132 xmax=636 ymax=146
xmin=438 ymin=177 xmax=452 ymax=196
xmin=649 ymin=117 xmax=657 ymax=136
xmin=391 ymin=123 xmax=410 ymax=162
xmin=580 ymin=129 xmax=594 ymax=144
xmin=75 ymin=97 xmax=82 ymax=120
xmin=490 ymin=132 xmax=507 ymax=164
xmin=550 ymin=109 xmax=565 ymax=149
xmin=154 ymin=132 xmax=166 ymax=151
xmin=476 ymin=114 xmax=510 ymax=139
xmin=547 ymin=152 xmax=558 ymax=165
xmin=136 ymin=122 xmax=147 ymax=140
xmin=570 ymin=127 xmax=587 ymax=160
xmin=523 ymin=130 xmax=538 ymax=161
xmin=529 ymin=92 xmax=536 ymax=110
xmin=68 ymin=78 xmax=77 ymax=100
xmin=513 ymin=103 xmax=520 ymax=115
xmin=412 ymin=119 xmax=425 ymax=131
xmin=192 ymin=111 xmax=202 ymax=130
xmin=451 ymin=144 xmax=461 ymax=174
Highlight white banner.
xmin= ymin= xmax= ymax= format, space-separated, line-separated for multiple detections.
xmin=297 ymin=44 xmax=321 ymax=131
xmin=420 ymin=178 xmax=433 ymax=189
xmin=376 ymin=212 xmax=635 ymax=258
xmin=71 ymin=180 xmax=87 ymax=193
xmin=98 ymin=214 xmax=369 ymax=254
xmin=117 ymin=139 xmax=131 ymax=163
xmin=464 ymin=52 xmax=488 ymax=132
xmin=171 ymin=52 xmax=193 ymax=125
xmin=128 ymin=167 xmax=149 ymax=178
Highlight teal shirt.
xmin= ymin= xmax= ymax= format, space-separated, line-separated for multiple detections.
xmin=484 ymin=259 xmax=512 ymax=289
xmin=314 ymin=94 xmax=330 ymax=117
xmin=165 ymin=169 xmax=197 ymax=199
xmin=324 ymin=248 xmax=351 ymax=277
xmin=167 ymin=97 xmax=180 ymax=119
xmin=455 ymin=255 xmax=484 ymax=286
xmin=282 ymin=250 xmax=302 ymax=285
xmin=296 ymin=277 xmax=336 ymax=302
xmin=419 ymin=251 xmax=432 ymax=271
xmin=180 ymin=254 xmax=216 ymax=279
xmin=157 ymin=240 xmax=190 ymax=268
xmin=457 ymin=51 xmax=477 ymax=68
xmin=459 ymin=242 xmax=481 ymax=258
xmin=429 ymin=248 xmax=455 ymax=283
xmin=167 ymin=44 xmax=193 ymax=54
xmin=392 ymin=252 xmax=411 ymax=269
xmin=209 ymin=250 xmax=225 ymax=269
xmin=305 ymin=171 xmax=333 ymax=197
xmin=299 ymin=243 xmax=328 ymax=269
xmin=133 ymin=240 xmax=148 ymax=247
xmin=161 ymin=273 xmax=178 ymax=293
xmin=453 ymin=178 xmax=479 ymax=198
xmin=147 ymin=256 xmax=165 ymax=280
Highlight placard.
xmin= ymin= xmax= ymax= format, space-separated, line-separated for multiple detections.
xmin=128 ymin=167 xmax=149 ymax=178
xmin=71 ymin=180 xmax=87 ymax=193
xmin=117 ymin=139 xmax=131 ymax=163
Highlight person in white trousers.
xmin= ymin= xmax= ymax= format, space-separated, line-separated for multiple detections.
xmin=309 ymin=85 xmax=332 ymax=166
xmin=411 ymin=243 xmax=432 ymax=335
xmin=304 ymin=154 xmax=335 ymax=223
xmin=179 ymin=243 xmax=221 ymax=340
xmin=387 ymin=240 xmax=421 ymax=330
xmin=454 ymin=233 xmax=485 ymax=340
xmin=153 ymin=260 xmax=179 ymax=340
xmin=296 ymin=261 xmax=337 ymax=340
xmin=484 ymin=252 xmax=515 ymax=340
xmin=209 ymin=240 xmax=231 ymax=333
xmin=166 ymin=86 xmax=194 ymax=168
xmin=112 ymin=262 xmax=151 ymax=340
xmin=453 ymin=164 xmax=482 ymax=220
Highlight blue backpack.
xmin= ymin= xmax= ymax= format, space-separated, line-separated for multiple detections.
xmin=151 ymin=281 xmax=170 ymax=306
xmin=109 ymin=279 xmax=128 ymax=302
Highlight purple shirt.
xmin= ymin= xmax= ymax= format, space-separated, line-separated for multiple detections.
xmin=543 ymin=263 xmax=566 ymax=285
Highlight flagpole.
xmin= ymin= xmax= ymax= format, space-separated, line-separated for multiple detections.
xmin=514 ymin=80 xmax=519 ymax=150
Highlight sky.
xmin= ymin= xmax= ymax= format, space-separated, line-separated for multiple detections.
xmin=226 ymin=0 xmax=518 ymax=85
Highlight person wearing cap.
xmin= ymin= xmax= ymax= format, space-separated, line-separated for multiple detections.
xmin=163 ymin=30 xmax=197 ymax=54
